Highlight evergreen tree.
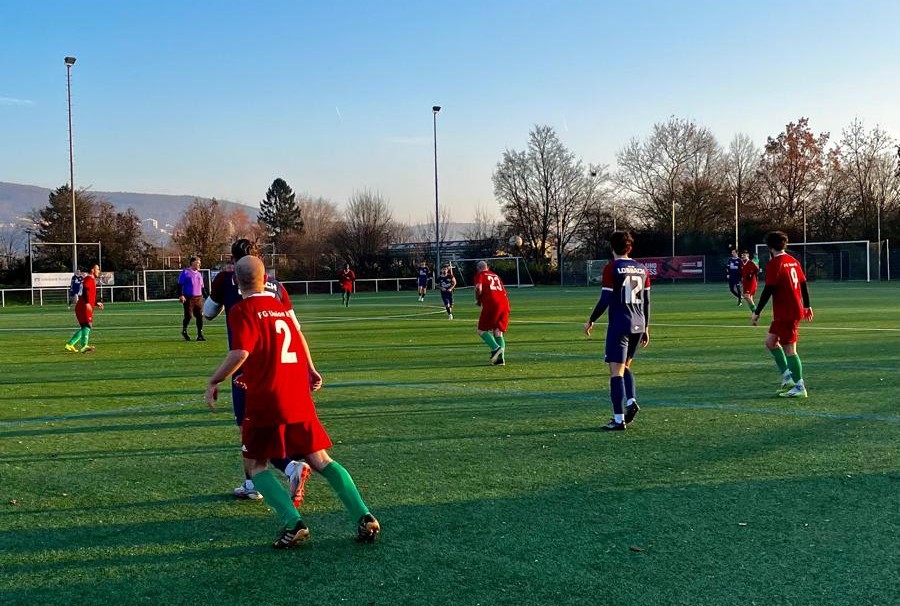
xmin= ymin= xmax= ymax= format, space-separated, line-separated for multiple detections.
xmin=258 ymin=178 xmax=303 ymax=249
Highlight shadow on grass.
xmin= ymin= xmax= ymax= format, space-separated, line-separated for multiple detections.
xmin=0 ymin=474 xmax=895 ymax=606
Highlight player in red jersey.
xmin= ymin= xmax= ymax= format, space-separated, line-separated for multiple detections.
xmin=739 ymin=250 xmax=759 ymax=312
xmin=206 ymin=256 xmax=379 ymax=548
xmin=751 ymin=231 xmax=814 ymax=398
xmin=338 ymin=263 xmax=356 ymax=307
xmin=64 ymin=264 xmax=104 ymax=353
xmin=474 ymin=260 xmax=510 ymax=366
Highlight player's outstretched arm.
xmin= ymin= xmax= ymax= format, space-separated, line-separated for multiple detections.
xmin=203 ymin=296 xmax=224 ymax=320
xmin=296 ymin=330 xmax=323 ymax=391
xmin=206 ymin=349 xmax=249 ymax=408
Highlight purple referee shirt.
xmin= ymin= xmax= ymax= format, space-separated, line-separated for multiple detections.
xmin=178 ymin=268 xmax=204 ymax=297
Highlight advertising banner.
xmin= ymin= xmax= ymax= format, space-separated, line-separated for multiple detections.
xmin=31 ymin=272 xmax=116 ymax=287
xmin=635 ymin=256 xmax=705 ymax=280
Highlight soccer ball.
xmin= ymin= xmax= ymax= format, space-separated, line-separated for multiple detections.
xmin=509 ymin=235 xmax=523 ymax=247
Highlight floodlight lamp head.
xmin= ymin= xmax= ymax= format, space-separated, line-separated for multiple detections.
xmin=64 ymin=56 xmax=77 ymax=66
xmin=432 ymin=105 xmax=441 ymax=113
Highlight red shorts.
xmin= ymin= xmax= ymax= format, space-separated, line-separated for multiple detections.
xmin=341 ymin=283 xmax=352 ymax=293
xmin=75 ymin=304 xmax=93 ymax=326
xmin=478 ymin=303 xmax=510 ymax=332
xmin=742 ymin=279 xmax=757 ymax=296
xmin=241 ymin=416 xmax=333 ymax=460
xmin=769 ymin=319 xmax=799 ymax=345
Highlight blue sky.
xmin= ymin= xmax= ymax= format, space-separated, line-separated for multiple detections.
xmin=2 ymin=0 xmax=899 ymax=223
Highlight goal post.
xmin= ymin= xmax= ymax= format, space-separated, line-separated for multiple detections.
xmin=444 ymin=256 xmax=534 ymax=288
xmin=754 ymin=240 xmax=873 ymax=282
xmin=142 ymin=269 xmax=212 ymax=301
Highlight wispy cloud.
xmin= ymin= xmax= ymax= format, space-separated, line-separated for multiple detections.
xmin=0 ymin=97 xmax=34 ymax=106
xmin=335 ymin=106 xmax=344 ymax=123
xmin=385 ymin=136 xmax=430 ymax=146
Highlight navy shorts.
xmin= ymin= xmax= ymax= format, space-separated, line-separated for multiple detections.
xmin=232 ymin=374 xmax=245 ymax=426
xmin=604 ymin=331 xmax=642 ymax=364
xmin=441 ymin=291 xmax=453 ymax=306
xmin=418 ymin=279 xmax=428 ymax=289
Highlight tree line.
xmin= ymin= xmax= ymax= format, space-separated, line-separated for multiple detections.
xmin=6 ymin=114 xmax=899 ymax=286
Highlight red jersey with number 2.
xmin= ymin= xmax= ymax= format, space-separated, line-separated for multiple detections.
xmin=475 ymin=270 xmax=509 ymax=310
xmin=765 ymin=253 xmax=805 ymax=322
xmin=228 ymin=292 xmax=314 ymax=426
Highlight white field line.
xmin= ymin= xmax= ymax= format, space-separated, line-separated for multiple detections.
xmin=2 ymin=381 xmax=896 ymax=428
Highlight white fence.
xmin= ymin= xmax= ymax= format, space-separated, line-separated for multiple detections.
xmin=0 ymin=285 xmax=146 ymax=308
xmin=280 ymin=277 xmax=421 ymax=296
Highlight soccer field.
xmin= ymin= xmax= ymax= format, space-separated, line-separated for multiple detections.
xmin=1 ymin=283 xmax=897 ymax=606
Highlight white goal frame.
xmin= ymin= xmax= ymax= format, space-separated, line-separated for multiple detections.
xmin=754 ymin=239 xmax=872 ymax=282
xmin=142 ymin=269 xmax=212 ymax=301
xmin=444 ymin=256 xmax=534 ymax=288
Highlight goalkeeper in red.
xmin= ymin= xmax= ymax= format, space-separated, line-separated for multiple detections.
xmin=206 ymin=255 xmax=380 ymax=548
xmin=751 ymin=231 xmax=814 ymax=398
xmin=584 ymin=231 xmax=650 ymax=431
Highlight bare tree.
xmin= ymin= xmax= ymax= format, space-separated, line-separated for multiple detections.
xmin=292 ymin=196 xmax=339 ymax=278
xmin=616 ymin=117 xmax=720 ymax=253
xmin=725 ymin=133 xmax=762 ymax=246
xmin=0 ymin=224 xmax=26 ymax=268
xmin=757 ymin=118 xmax=830 ymax=241
xmin=413 ymin=205 xmax=453 ymax=244
xmin=331 ymin=190 xmax=401 ymax=272
xmin=840 ymin=119 xmax=896 ymax=240
xmin=493 ymin=125 xmax=594 ymax=267
xmin=462 ymin=203 xmax=501 ymax=242
xmin=172 ymin=198 xmax=231 ymax=258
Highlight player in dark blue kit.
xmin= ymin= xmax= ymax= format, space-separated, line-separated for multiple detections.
xmin=584 ymin=231 xmax=651 ymax=431
xmin=438 ymin=265 xmax=456 ymax=319
xmin=204 ymin=238 xmax=311 ymax=504
xmin=417 ymin=261 xmax=430 ymax=302
xmin=726 ymin=248 xmax=742 ymax=304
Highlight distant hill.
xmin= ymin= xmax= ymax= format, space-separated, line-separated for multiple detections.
xmin=0 ymin=181 xmax=257 ymax=232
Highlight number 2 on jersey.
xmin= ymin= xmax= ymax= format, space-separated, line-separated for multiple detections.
xmin=274 ymin=319 xmax=298 ymax=364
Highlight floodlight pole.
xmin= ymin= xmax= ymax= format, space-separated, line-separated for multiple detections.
xmin=877 ymin=199 xmax=882 ymax=280
xmin=432 ymin=105 xmax=441 ymax=279
xmin=65 ymin=56 xmax=78 ymax=274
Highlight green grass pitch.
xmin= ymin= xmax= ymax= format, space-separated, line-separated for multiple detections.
xmin=1 ymin=283 xmax=897 ymax=606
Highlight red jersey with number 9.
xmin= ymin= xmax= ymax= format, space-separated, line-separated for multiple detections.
xmin=474 ymin=270 xmax=509 ymax=310
xmin=228 ymin=292 xmax=314 ymax=426
xmin=764 ymin=252 xmax=805 ymax=322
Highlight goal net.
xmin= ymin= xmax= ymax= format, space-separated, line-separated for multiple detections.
xmin=754 ymin=240 xmax=873 ymax=282
xmin=142 ymin=269 xmax=212 ymax=301
xmin=445 ymin=256 xmax=534 ymax=289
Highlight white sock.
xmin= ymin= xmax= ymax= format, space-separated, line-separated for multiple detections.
xmin=284 ymin=461 xmax=297 ymax=478
xmin=244 ymin=479 xmax=255 ymax=490
xmin=626 ymin=398 xmax=636 ymax=407
xmin=614 ymin=414 xmax=624 ymax=423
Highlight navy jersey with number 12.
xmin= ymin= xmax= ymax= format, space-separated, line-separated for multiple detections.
xmin=600 ymin=259 xmax=651 ymax=334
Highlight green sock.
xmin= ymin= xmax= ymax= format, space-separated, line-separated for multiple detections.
xmin=480 ymin=332 xmax=499 ymax=350
xmin=67 ymin=329 xmax=81 ymax=346
xmin=251 ymin=469 xmax=301 ymax=530
xmin=319 ymin=461 xmax=369 ymax=521
xmin=80 ymin=327 xmax=91 ymax=348
xmin=495 ymin=334 xmax=505 ymax=350
xmin=770 ymin=347 xmax=788 ymax=374
xmin=786 ymin=354 xmax=803 ymax=382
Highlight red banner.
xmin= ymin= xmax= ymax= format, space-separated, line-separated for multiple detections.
xmin=635 ymin=256 xmax=705 ymax=280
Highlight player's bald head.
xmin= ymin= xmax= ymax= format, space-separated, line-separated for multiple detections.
xmin=235 ymin=255 xmax=266 ymax=294
xmin=476 ymin=260 xmax=488 ymax=271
